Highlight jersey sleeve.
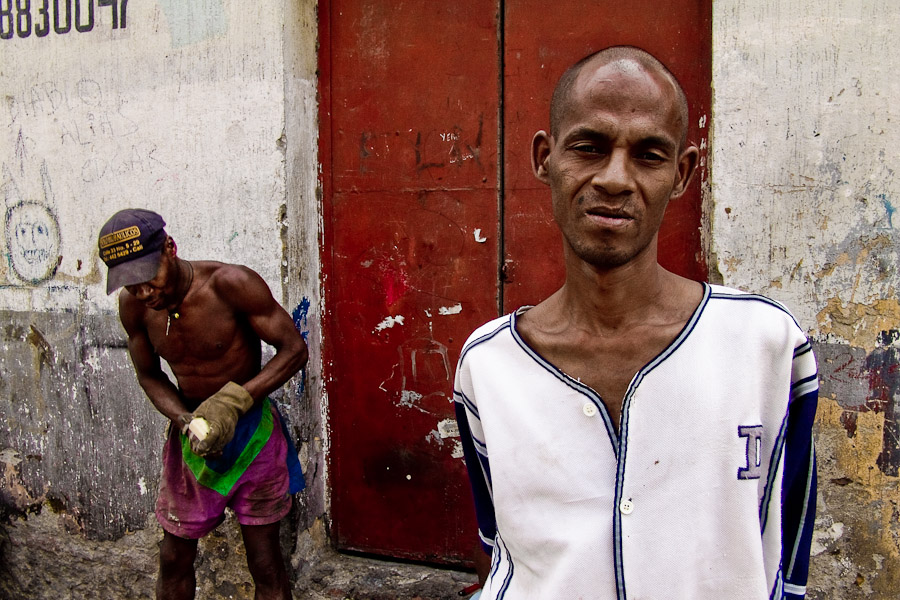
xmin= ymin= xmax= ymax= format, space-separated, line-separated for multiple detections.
xmin=454 ymin=352 xmax=496 ymax=555
xmin=781 ymin=339 xmax=819 ymax=599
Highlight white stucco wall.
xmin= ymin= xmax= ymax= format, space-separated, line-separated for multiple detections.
xmin=0 ymin=3 xmax=324 ymax=593
xmin=712 ymin=0 xmax=899 ymax=345
xmin=4 ymin=0 xmax=900 ymax=597
xmin=713 ymin=2 xmax=900 ymax=597
xmin=1 ymin=1 xmax=295 ymax=312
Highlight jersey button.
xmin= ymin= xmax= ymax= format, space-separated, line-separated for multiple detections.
xmin=582 ymin=402 xmax=598 ymax=417
xmin=619 ymin=499 xmax=634 ymax=515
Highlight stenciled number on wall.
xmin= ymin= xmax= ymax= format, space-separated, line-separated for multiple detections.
xmin=0 ymin=0 xmax=127 ymax=39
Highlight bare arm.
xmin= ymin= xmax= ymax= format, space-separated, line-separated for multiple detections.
xmin=216 ymin=265 xmax=308 ymax=403
xmin=119 ymin=293 xmax=191 ymax=427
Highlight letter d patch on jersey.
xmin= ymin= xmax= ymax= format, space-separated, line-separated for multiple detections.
xmin=738 ymin=425 xmax=764 ymax=480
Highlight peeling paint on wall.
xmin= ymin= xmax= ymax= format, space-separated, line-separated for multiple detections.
xmin=713 ymin=1 xmax=900 ymax=596
xmin=157 ymin=0 xmax=227 ymax=48
xmin=374 ymin=314 xmax=405 ymax=332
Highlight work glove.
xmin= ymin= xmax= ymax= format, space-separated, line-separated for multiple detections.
xmin=182 ymin=381 xmax=254 ymax=457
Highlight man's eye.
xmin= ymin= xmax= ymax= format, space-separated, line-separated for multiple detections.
xmin=572 ymin=144 xmax=601 ymax=154
xmin=639 ymin=152 xmax=665 ymax=162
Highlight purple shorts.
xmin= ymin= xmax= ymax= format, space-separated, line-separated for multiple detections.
xmin=155 ymin=402 xmax=293 ymax=539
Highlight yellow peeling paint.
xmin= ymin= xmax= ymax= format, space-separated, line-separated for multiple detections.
xmin=1 ymin=459 xmax=40 ymax=509
xmin=816 ymin=297 xmax=900 ymax=352
xmin=722 ymin=255 xmax=742 ymax=275
xmin=815 ymin=250 xmax=852 ymax=279
xmin=817 ymin=397 xmax=893 ymax=489
xmin=813 ymin=235 xmax=894 ymax=284
xmin=815 ymin=397 xmax=900 ymax=595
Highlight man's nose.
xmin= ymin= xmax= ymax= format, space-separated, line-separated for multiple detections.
xmin=591 ymin=149 xmax=633 ymax=195
xmin=132 ymin=284 xmax=152 ymax=300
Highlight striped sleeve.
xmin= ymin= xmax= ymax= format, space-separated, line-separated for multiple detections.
xmin=454 ymin=355 xmax=496 ymax=555
xmin=781 ymin=340 xmax=819 ymax=599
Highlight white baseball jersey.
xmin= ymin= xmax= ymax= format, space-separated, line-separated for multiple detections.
xmin=454 ymin=284 xmax=818 ymax=600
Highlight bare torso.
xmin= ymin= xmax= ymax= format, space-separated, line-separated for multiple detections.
xmin=124 ymin=261 xmax=261 ymax=408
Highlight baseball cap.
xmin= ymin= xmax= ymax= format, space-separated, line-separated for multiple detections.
xmin=98 ymin=209 xmax=167 ymax=294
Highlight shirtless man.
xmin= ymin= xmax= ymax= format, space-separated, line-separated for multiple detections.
xmin=454 ymin=47 xmax=818 ymax=599
xmin=98 ymin=209 xmax=308 ymax=600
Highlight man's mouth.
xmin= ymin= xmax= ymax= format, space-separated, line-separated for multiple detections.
xmin=584 ymin=206 xmax=632 ymax=226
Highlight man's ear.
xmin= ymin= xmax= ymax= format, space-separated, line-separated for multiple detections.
xmin=531 ymin=130 xmax=553 ymax=185
xmin=165 ymin=236 xmax=178 ymax=257
xmin=670 ymin=144 xmax=700 ymax=200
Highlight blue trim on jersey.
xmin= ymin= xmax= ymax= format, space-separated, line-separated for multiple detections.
xmin=508 ymin=309 xmax=619 ymax=455
xmin=790 ymin=375 xmax=818 ymax=400
xmin=794 ymin=340 xmax=812 ymax=359
xmin=784 ymin=582 xmax=807 ymax=598
xmin=759 ymin=410 xmax=790 ymax=534
xmin=612 ymin=283 xmax=712 ymax=600
xmin=708 ymin=289 xmax=805 ymax=332
xmin=769 ymin=567 xmax=784 ymax=600
xmin=488 ymin=535 xmax=502 ymax=578
xmin=638 ymin=283 xmax=711 ymax=378
xmin=781 ymin=382 xmax=818 ymax=596
xmin=495 ymin=535 xmax=515 ymax=600
xmin=786 ymin=440 xmax=815 ymax=579
xmin=455 ymin=401 xmax=497 ymax=556
xmin=457 ymin=319 xmax=512 ymax=366
xmin=453 ymin=389 xmax=481 ymax=420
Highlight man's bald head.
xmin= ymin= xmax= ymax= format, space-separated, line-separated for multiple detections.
xmin=549 ymin=46 xmax=690 ymax=149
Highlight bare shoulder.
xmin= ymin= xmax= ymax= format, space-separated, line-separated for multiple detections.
xmin=203 ymin=261 xmax=275 ymax=309
xmin=204 ymin=261 xmax=264 ymax=287
xmin=117 ymin=288 xmax=147 ymax=333
xmin=662 ymin=271 xmax=705 ymax=319
xmin=514 ymin=289 xmax=564 ymax=337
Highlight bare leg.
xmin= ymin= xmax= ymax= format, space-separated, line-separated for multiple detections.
xmin=241 ymin=521 xmax=291 ymax=600
xmin=157 ymin=531 xmax=199 ymax=600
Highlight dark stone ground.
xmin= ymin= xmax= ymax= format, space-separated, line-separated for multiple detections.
xmin=0 ymin=508 xmax=478 ymax=600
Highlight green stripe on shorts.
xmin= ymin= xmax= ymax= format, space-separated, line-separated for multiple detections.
xmin=180 ymin=398 xmax=275 ymax=496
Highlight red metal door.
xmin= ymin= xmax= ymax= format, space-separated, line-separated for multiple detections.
xmin=319 ymin=1 xmax=501 ymax=564
xmin=320 ymin=0 xmax=710 ymax=565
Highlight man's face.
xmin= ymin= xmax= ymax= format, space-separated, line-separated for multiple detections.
xmin=533 ymin=59 xmax=697 ymax=271
xmin=123 ymin=249 xmax=175 ymax=310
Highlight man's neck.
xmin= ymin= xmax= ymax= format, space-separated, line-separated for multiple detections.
xmin=553 ymin=253 xmax=671 ymax=334
xmin=166 ymin=258 xmax=194 ymax=314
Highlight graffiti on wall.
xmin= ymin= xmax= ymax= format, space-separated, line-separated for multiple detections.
xmin=3 ymin=161 xmax=61 ymax=284
xmin=5 ymin=76 xmax=161 ymax=197
xmin=6 ymin=201 xmax=60 ymax=283
xmin=0 ymin=0 xmax=128 ymax=40
xmin=818 ymin=336 xmax=900 ymax=476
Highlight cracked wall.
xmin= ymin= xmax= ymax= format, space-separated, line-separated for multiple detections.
xmin=713 ymin=2 xmax=900 ymax=597
xmin=2 ymin=0 xmax=898 ymax=598
xmin=0 ymin=1 xmax=324 ymax=598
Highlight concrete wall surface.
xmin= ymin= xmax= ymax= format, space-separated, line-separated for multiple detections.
xmin=0 ymin=0 xmax=326 ymax=597
xmin=0 ymin=0 xmax=898 ymax=598
xmin=712 ymin=1 xmax=900 ymax=598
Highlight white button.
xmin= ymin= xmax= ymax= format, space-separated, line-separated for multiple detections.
xmin=582 ymin=402 xmax=598 ymax=417
xmin=619 ymin=499 xmax=634 ymax=515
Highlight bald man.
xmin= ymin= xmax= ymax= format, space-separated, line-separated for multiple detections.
xmin=454 ymin=47 xmax=818 ymax=599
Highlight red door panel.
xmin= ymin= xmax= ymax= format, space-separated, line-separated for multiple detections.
xmin=321 ymin=0 xmax=710 ymax=565
xmin=321 ymin=1 xmax=500 ymax=563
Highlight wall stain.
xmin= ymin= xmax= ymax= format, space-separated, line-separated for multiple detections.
xmin=26 ymin=325 xmax=54 ymax=371
xmin=817 ymin=298 xmax=900 ymax=352
xmin=818 ymin=336 xmax=900 ymax=475
xmin=291 ymin=297 xmax=311 ymax=395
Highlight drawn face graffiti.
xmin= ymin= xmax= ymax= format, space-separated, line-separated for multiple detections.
xmin=5 ymin=202 xmax=60 ymax=284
